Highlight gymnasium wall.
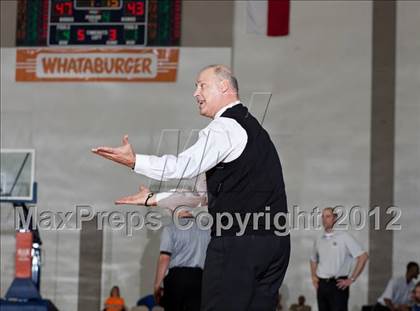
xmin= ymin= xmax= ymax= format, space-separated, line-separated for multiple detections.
xmin=393 ymin=2 xmax=420 ymax=278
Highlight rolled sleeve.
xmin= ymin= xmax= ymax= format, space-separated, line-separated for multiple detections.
xmin=159 ymin=226 xmax=173 ymax=255
xmin=344 ymin=233 xmax=365 ymax=258
xmin=310 ymin=240 xmax=319 ymax=262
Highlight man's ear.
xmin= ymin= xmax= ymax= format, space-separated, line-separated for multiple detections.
xmin=219 ymin=79 xmax=230 ymax=93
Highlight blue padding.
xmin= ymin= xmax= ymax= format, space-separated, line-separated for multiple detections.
xmin=137 ymin=294 xmax=156 ymax=309
xmin=0 ymin=299 xmax=58 ymax=311
xmin=5 ymin=278 xmax=41 ymax=300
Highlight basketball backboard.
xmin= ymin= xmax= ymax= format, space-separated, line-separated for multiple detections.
xmin=0 ymin=149 xmax=35 ymax=203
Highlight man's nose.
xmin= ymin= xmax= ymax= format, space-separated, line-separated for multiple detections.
xmin=193 ymin=88 xmax=199 ymax=97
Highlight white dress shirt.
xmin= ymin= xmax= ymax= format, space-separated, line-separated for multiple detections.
xmin=377 ymin=276 xmax=416 ymax=306
xmin=134 ymin=101 xmax=248 ymax=181
xmin=310 ymin=230 xmax=365 ymax=278
xmin=156 ymin=173 xmax=208 ymax=209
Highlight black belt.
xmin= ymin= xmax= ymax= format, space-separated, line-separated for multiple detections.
xmin=169 ymin=267 xmax=203 ymax=272
xmin=318 ymin=276 xmax=347 ymax=282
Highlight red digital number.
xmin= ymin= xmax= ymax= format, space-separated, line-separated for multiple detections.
xmin=55 ymin=1 xmax=73 ymax=15
xmin=107 ymin=0 xmax=120 ymax=7
xmin=127 ymin=1 xmax=144 ymax=16
xmin=109 ymin=28 xmax=117 ymax=41
xmin=77 ymin=29 xmax=85 ymax=41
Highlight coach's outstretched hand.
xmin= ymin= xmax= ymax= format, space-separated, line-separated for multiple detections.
xmin=92 ymin=134 xmax=136 ymax=168
xmin=115 ymin=185 xmax=156 ymax=206
xmin=115 ymin=185 xmax=194 ymax=218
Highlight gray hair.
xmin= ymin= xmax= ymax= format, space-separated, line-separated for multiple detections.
xmin=201 ymin=64 xmax=239 ymax=93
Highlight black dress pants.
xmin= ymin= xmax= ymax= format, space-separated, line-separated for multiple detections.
xmin=163 ymin=267 xmax=203 ymax=311
xmin=317 ymin=277 xmax=349 ymax=311
xmin=201 ymin=234 xmax=290 ymax=311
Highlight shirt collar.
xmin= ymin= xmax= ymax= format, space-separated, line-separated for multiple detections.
xmin=214 ymin=100 xmax=241 ymax=119
xmin=323 ymin=229 xmax=336 ymax=239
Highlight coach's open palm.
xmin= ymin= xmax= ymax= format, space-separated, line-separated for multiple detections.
xmin=115 ymin=185 xmax=151 ymax=206
xmin=92 ymin=134 xmax=135 ymax=168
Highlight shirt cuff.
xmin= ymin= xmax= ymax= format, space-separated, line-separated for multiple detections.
xmin=156 ymin=192 xmax=172 ymax=203
xmin=160 ymin=251 xmax=172 ymax=256
xmin=133 ymin=154 xmax=151 ymax=174
xmin=353 ymin=249 xmax=365 ymax=258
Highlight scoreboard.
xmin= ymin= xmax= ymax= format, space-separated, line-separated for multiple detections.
xmin=16 ymin=0 xmax=181 ymax=46
xmin=50 ymin=0 xmax=146 ymax=45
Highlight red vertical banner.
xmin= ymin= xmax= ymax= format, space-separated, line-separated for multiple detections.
xmin=267 ymin=0 xmax=290 ymax=36
xmin=15 ymin=232 xmax=32 ymax=278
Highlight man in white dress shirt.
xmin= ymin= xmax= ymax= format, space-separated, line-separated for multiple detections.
xmin=93 ymin=64 xmax=290 ymax=310
xmin=310 ymin=207 xmax=369 ymax=311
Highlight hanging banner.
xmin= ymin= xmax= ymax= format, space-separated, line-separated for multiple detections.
xmin=15 ymin=48 xmax=179 ymax=82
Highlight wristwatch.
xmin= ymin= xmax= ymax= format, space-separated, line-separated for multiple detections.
xmin=145 ymin=192 xmax=154 ymax=206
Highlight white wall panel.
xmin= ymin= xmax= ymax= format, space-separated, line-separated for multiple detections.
xmin=393 ymin=1 xmax=420 ymax=278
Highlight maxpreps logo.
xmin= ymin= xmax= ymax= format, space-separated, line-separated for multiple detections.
xmin=35 ymin=53 xmax=158 ymax=79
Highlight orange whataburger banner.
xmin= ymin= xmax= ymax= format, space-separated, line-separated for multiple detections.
xmin=16 ymin=48 xmax=179 ymax=82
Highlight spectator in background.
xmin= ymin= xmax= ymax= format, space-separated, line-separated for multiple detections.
xmin=113 ymin=175 xmax=209 ymax=311
xmin=154 ymin=218 xmax=210 ymax=311
xmin=374 ymin=262 xmax=419 ymax=311
xmin=104 ymin=286 xmax=126 ymax=311
xmin=412 ymin=282 xmax=420 ymax=311
xmin=310 ymin=207 xmax=369 ymax=311
xmin=289 ymin=295 xmax=311 ymax=311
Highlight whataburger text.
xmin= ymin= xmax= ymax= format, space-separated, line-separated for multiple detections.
xmin=35 ymin=53 xmax=157 ymax=78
